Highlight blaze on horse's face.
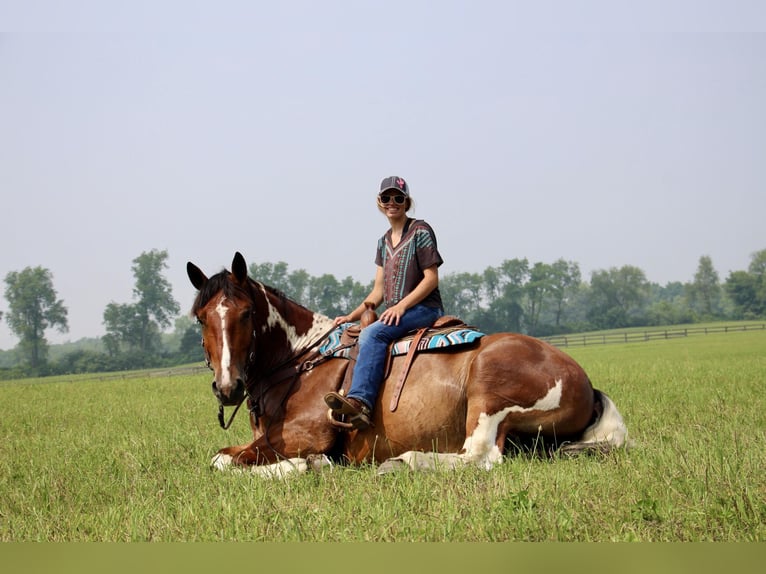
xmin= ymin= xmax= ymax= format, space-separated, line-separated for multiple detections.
xmin=187 ymin=253 xmax=254 ymax=407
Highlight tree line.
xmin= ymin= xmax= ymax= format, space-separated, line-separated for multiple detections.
xmin=1 ymin=248 xmax=765 ymax=379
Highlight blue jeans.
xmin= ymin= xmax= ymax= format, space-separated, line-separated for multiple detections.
xmin=347 ymin=304 xmax=444 ymax=410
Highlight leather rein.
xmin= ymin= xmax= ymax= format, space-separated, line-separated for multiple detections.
xmin=216 ymin=322 xmax=340 ymax=430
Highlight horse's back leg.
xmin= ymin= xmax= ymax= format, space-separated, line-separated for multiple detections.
xmin=459 ymin=336 xmax=598 ymax=467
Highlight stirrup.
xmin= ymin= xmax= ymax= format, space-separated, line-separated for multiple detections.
xmin=324 ymin=392 xmax=372 ymax=430
xmin=326 ymin=409 xmax=372 ymax=430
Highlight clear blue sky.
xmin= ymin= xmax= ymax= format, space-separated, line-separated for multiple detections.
xmin=1 ymin=1 xmax=765 ymax=349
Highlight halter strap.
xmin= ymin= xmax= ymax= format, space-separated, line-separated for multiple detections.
xmin=217 ymin=322 xmax=339 ymax=430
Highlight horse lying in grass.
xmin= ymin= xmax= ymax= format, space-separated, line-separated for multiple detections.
xmin=186 ymin=252 xmax=628 ymax=477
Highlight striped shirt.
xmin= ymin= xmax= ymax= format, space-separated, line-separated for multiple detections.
xmin=375 ymin=218 xmax=444 ymax=310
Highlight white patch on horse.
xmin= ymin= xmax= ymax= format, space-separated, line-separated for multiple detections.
xmin=377 ymin=451 xmax=466 ymax=474
xmin=211 ymin=452 xmax=233 ymax=470
xmin=249 ymin=458 xmax=309 ymax=479
xmin=576 ymin=392 xmax=629 ymax=448
xmin=257 ymin=284 xmax=334 ymax=350
xmin=216 ymin=296 xmax=232 ymax=388
xmin=461 ymin=378 xmax=563 ymax=469
xmin=210 ymin=453 xmax=309 ymax=479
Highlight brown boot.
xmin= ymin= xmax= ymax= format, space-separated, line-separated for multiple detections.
xmin=324 ymin=392 xmax=372 ymax=429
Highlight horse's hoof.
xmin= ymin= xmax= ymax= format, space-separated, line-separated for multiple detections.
xmin=211 ymin=453 xmax=233 ymax=470
xmin=306 ymin=453 xmax=334 ymax=472
xmin=377 ymin=458 xmax=410 ymax=474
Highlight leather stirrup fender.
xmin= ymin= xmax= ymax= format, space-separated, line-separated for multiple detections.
xmin=389 ymin=326 xmax=429 ymax=412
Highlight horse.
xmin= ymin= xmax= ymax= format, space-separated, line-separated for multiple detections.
xmin=186 ymin=252 xmax=628 ymax=477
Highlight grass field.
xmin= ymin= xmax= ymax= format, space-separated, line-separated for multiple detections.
xmin=0 ymin=328 xmax=764 ymax=541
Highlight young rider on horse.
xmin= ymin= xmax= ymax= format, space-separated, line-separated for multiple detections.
xmin=324 ymin=176 xmax=445 ymax=429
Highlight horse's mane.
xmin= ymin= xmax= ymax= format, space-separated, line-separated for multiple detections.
xmin=191 ymin=271 xmax=245 ymax=315
xmin=191 ymin=269 xmax=304 ymax=315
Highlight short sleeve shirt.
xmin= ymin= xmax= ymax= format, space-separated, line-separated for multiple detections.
xmin=375 ymin=219 xmax=444 ymax=310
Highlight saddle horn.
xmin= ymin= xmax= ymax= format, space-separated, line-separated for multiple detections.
xmin=360 ymin=301 xmax=378 ymax=328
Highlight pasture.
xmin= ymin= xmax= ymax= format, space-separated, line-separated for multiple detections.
xmin=0 ymin=328 xmax=763 ymax=541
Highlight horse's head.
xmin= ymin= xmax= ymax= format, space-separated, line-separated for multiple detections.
xmin=187 ymin=252 xmax=255 ymax=407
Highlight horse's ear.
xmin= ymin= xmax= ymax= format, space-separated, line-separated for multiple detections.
xmin=187 ymin=262 xmax=208 ymax=291
xmin=232 ymin=252 xmax=248 ymax=284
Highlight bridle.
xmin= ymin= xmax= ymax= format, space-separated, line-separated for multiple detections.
xmin=208 ymin=318 xmax=339 ymax=431
xmin=213 ymin=322 xmax=339 ymax=464
xmin=197 ymin=279 xmax=342 ymax=463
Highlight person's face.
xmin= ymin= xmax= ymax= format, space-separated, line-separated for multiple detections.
xmin=377 ymin=192 xmax=408 ymax=217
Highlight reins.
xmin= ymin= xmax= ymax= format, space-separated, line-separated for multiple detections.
xmin=216 ymin=321 xmax=340 ymax=431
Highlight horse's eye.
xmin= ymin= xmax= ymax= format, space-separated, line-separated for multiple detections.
xmin=241 ymin=309 xmax=253 ymax=322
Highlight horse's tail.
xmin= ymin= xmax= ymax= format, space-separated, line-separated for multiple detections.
xmin=560 ymin=389 xmax=630 ymax=456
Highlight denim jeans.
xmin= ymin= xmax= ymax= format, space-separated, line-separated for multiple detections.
xmin=347 ymin=304 xmax=444 ymax=410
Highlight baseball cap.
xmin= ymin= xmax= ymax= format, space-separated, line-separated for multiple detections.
xmin=379 ymin=176 xmax=409 ymax=196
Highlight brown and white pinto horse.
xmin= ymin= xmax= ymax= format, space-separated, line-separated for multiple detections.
xmin=187 ymin=252 xmax=628 ymax=477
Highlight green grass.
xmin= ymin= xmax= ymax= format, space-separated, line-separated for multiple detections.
xmin=0 ymin=328 xmax=764 ymax=541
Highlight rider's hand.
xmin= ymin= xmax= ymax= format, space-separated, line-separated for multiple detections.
xmin=379 ymin=303 xmax=406 ymax=326
xmin=333 ymin=315 xmax=350 ymax=326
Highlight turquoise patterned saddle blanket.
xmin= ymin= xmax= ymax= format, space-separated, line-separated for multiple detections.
xmin=319 ymin=323 xmax=485 ymax=359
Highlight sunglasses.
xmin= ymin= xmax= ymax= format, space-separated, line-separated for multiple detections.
xmin=378 ymin=194 xmax=407 ymax=205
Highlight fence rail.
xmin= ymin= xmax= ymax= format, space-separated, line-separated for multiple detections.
xmin=541 ymin=323 xmax=766 ymax=348
xmin=6 ymin=324 xmax=765 ymax=385
xmin=91 ymin=364 xmax=210 ymax=382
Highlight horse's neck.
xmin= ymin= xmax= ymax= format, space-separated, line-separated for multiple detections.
xmin=257 ymin=284 xmax=334 ymax=360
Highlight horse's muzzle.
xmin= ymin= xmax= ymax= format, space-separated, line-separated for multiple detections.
xmin=212 ymin=378 xmax=246 ymax=406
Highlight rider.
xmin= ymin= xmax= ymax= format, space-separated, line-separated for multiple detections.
xmin=324 ymin=176 xmax=444 ymax=429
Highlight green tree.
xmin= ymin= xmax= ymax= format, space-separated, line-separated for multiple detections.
xmin=132 ymin=250 xmax=180 ymax=336
xmin=285 ymin=269 xmax=312 ymax=304
xmin=307 ymin=274 xmax=344 ymax=316
xmin=646 ymin=281 xmax=695 ymax=325
xmin=524 ymin=262 xmax=553 ymax=335
xmin=686 ymin=255 xmax=723 ymax=319
xmin=249 ymin=261 xmax=290 ymax=291
xmin=587 ymin=265 xmax=650 ymax=329
xmin=102 ymin=302 xmax=145 ymax=354
xmin=3 ymin=266 xmax=69 ymax=369
xmin=725 ymin=249 xmax=766 ymax=318
xmin=546 ymin=259 xmax=582 ymax=329
xmin=440 ymin=271 xmax=484 ymax=324
xmin=249 ymin=262 xmax=313 ymax=305
xmin=481 ymin=258 xmax=529 ymax=333
xmin=750 ymin=248 xmax=766 ymax=276
xmin=103 ymin=249 xmax=180 ymax=355
xmin=249 ymin=261 xmax=371 ymax=318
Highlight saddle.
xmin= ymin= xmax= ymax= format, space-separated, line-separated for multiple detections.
xmin=330 ymin=313 xmax=482 ymax=413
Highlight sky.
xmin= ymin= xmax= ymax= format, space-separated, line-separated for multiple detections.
xmin=1 ymin=1 xmax=765 ymax=350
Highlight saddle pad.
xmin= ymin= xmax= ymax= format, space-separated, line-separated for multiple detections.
xmin=318 ymin=323 xmax=355 ymax=359
xmin=390 ymin=328 xmax=484 ymax=356
xmin=318 ymin=324 xmax=484 ymax=359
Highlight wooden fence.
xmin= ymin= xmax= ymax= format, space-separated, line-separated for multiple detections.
xmin=541 ymin=323 xmax=766 ymax=348
xmin=7 ymin=323 xmax=765 ymax=384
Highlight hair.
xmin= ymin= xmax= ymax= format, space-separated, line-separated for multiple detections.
xmin=190 ymin=269 xmax=306 ymax=317
xmin=191 ymin=271 xmax=250 ymax=315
